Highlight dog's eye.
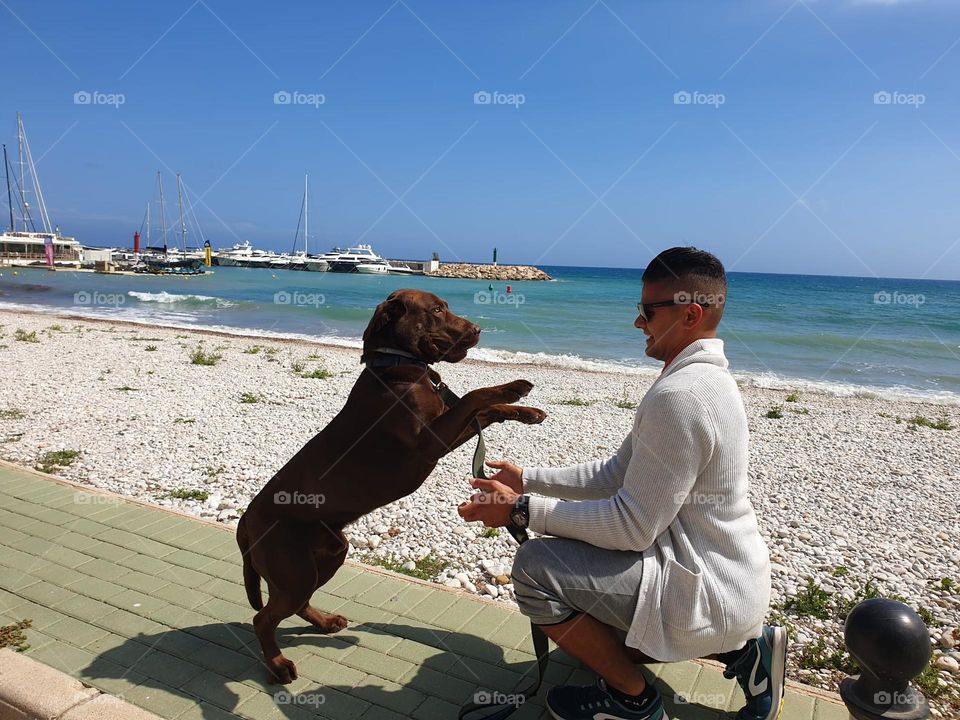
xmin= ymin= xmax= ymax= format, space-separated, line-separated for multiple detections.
xmin=433 ymin=306 xmax=443 ymax=314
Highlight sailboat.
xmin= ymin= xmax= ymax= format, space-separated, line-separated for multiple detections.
xmin=282 ymin=173 xmax=328 ymax=272
xmin=0 ymin=113 xmax=82 ymax=267
xmin=136 ymin=173 xmax=204 ymax=274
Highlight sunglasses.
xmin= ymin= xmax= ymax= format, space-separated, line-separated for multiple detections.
xmin=636 ymin=299 xmax=713 ymax=322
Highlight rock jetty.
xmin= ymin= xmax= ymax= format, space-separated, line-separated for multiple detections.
xmin=426 ymin=263 xmax=552 ymax=281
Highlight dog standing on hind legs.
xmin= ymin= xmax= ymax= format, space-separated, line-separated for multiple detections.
xmin=236 ymin=289 xmax=547 ymax=683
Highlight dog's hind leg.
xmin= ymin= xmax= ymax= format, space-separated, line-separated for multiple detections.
xmin=297 ymin=533 xmax=349 ymax=633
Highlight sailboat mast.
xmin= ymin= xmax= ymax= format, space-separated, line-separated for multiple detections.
xmin=146 ymin=202 xmax=150 ymax=245
xmin=2 ymin=144 xmax=13 ymax=232
xmin=17 ymin=113 xmax=26 ymax=231
xmin=177 ymin=174 xmax=186 ymax=252
xmin=304 ymin=173 xmax=308 ymax=255
xmin=157 ymin=172 xmax=167 ymax=253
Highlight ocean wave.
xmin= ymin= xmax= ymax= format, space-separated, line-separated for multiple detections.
xmin=127 ymin=291 xmax=237 ymax=308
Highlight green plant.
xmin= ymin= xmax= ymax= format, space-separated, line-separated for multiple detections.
xmin=480 ymin=527 xmax=500 ymax=538
xmin=189 ymin=346 xmax=222 ymax=366
xmin=115 ymin=385 xmax=138 ymax=392
xmin=164 ymin=489 xmax=209 ymax=502
xmin=614 ymin=386 xmax=637 ymax=410
xmin=300 ymin=367 xmax=334 ymax=380
xmin=789 ymin=407 xmax=810 ymax=415
xmin=204 ymin=465 xmax=226 ymax=478
xmin=832 ymin=566 xmax=849 ymax=577
xmin=0 ymin=408 xmax=25 ymax=420
xmin=306 ymin=353 xmax=323 ymax=360
xmin=173 ymin=417 xmax=196 ymax=424
xmin=0 ymin=619 xmax=31 ymax=652
xmin=365 ymin=553 xmax=450 ymax=581
xmin=239 ymin=392 xmax=261 ymax=404
xmin=48 ymin=324 xmax=63 ymax=332
xmin=785 ymin=579 xmax=831 ymax=619
xmin=243 ymin=345 xmax=262 ymax=354
xmin=837 ymin=578 xmax=884 ymax=619
xmin=915 ymin=660 xmax=947 ymax=700
xmin=907 ymin=415 xmax=953 ymax=431
xmin=940 ymin=577 xmax=956 ymax=592
xmin=144 ymin=345 xmax=158 ymax=352
xmin=557 ymin=398 xmax=592 ymax=407
xmin=766 ymin=407 xmax=783 ymax=419
xmin=916 ymin=607 xmax=937 ymax=626
xmin=14 ymin=329 xmax=38 ymax=343
xmin=796 ymin=638 xmax=856 ymax=673
xmin=291 ymin=361 xmax=305 ymax=374
xmin=785 ymin=392 xmax=799 ymax=403
xmin=36 ymin=449 xmax=80 ymax=474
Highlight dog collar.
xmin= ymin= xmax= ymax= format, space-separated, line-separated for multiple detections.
xmin=361 ymin=347 xmax=429 ymax=370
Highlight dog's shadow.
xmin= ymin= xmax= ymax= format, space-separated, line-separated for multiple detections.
xmin=81 ymin=620 xmax=735 ymax=719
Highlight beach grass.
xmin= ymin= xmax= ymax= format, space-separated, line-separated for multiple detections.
xmin=0 ymin=619 xmax=32 ymax=652
xmin=0 ymin=408 xmax=25 ymax=420
xmin=556 ymin=398 xmax=592 ymax=406
xmin=164 ymin=488 xmax=209 ymax=502
xmin=480 ymin=527 xmax=500 ymax=538
xmin=291 ymin=361 xmax=305 ymax=374
xmin=173 ymin=417 xmax=196 ymax=424
xmin=785 ymin=579 xmax=832 ymax=619
xmin=766 ymin=406 xmax=784 ymax=419
xmin=189 ymin=346 xmax=222 ymax=366
xmin=239 ymin=392 xmax=261 ymax=404
xmin=36 ymin=449 xmax=80 ymax=474
xmin=243 ymin=345 xmax=262 ymax=354
xmin=205 ymin=465 xmax=226 ymax=477
xmin=14 ymin=329 xmax=39 ymax=343
xmin=365 ymin=553 xmax=449 ymax=581
xmin=145 ymin=345 xmax=158 ymax=351
xmin=300 ymin=366 xmax=334 ymax=380
xmin=785 ymin=392 xmax=800 ymax=402
xmin=907 ymin=415 xmax=953 ymax=431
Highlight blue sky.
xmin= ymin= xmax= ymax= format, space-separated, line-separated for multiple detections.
xmin=2 ymin=0 xmax=960 ymax=279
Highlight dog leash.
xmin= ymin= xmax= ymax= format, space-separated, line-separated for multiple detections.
xmin=433 ymin=382 xmax=551 ymax=720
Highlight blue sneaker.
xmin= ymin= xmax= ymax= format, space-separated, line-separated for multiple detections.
xmin=546 ymin=678 xmax=667 ymax=720
xmin=723 ymin=625 xmax=788 ymax=720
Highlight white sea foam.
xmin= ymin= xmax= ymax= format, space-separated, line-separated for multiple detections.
xmin=127 ymin=291 xmax=236 ymax=308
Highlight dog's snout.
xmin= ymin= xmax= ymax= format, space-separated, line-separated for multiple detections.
xmin=468 ymin=323 xmax=481 ymax=336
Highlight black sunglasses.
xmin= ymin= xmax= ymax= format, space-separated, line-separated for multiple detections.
xmin=636 ymin=299 xmax=712 ymax=322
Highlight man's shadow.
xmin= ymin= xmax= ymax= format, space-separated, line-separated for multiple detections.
xmin=81 ymin=620 xmax=736 ymax=719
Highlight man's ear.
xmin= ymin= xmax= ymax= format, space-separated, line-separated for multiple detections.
xmin=362 ymin=295 xmax=406 ymax=343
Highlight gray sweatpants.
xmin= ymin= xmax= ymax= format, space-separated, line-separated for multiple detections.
xmin=511 ymin=536 xmax=643 ymax=633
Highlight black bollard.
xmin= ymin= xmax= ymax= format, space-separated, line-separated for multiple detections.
xmin=839 ymin=598 xmax=931 ymax=720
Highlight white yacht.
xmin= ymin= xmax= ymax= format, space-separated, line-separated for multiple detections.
xmin=215 ymin=241 xmax=278 ymax=268
xmin=327 ymin=244 xmax=388 ymax=273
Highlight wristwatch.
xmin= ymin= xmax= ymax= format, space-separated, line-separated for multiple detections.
xmin=509 ymin=495 xmax=530 ymax=529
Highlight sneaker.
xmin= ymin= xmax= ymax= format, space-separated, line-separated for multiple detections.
xmin=546 ymin=677 xmax=667 ymax=720
xmin=723 ymin=625 xmax=788 ymax=720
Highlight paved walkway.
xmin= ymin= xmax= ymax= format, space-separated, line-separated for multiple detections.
xmin=0 ymin=462 xmax=848 ymax=720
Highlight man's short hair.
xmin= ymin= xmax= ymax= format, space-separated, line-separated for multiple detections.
xmin=642 ymin=246 xmax=726 ymax=288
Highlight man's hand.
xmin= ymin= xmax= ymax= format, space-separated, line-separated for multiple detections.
xmin=484 ymin=459 xmax=523 ymax=494
xmin=457 ymin=477 xmax=520 ymax=528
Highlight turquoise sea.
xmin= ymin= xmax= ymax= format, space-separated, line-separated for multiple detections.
xmin=1 ymin=265 xmax=958 ymax=402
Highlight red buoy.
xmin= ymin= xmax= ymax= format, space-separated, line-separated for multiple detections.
xmin=133 ymin=231 xmax=140 ymax=254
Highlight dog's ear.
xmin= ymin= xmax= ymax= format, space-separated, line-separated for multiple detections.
xmin=362 ymin=295 xmax=407 ymax=343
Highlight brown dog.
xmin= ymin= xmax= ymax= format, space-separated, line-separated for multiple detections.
xmin=236 ymin=288 xmax=546 ymax=683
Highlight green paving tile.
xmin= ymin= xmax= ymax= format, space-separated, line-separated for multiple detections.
xmin=0 ymin=566 xmax=41 ymax=591
xmin=781 ymin=691 xmax=816 ymax=720
xmin=100 ymin=527 xmax=178 ymax=557
xmin=814 ymin=698 xmax=850 ymax=719
xmin=352 ymin=625 xmax=403 ymax=654
xmin=27 ymin=638 xmax=96 ymax=674
xmin=442 ymin=625 xmax=513 ymax=666
xmin=97 ymin=608 xmax=168 ymax=637
xmin=360 ymin=705 xmax=410 ymax=720
xmin=54 ymin=592 xmax=117 ymax=621
xmin=235 ymin=688 xmax=336 ymax=720
xmin=403 ymin=663 xmax=476 ymax=705
xmin=658 ymin=661 xmax=703 ymax=697
xmin=79 ymin=539 xmax=136 ymax=562
xmin=5 ymin=600 xmax=66 ymax=629
xmin=29 ymin=560 xmax=88 ymax=586
xmin=387 ymin=637 xmax=457 ymax=672
xmin=122 ymin=680 xmax=202 ymax=718
xmin=66 ymin=575 xmax=127 ymax=602
xmin=195 ymin=595 xmax=249 ymax=621
xmin=293 ymin=653 xmax=367 ymax=687
xmin=180 ymin=668 xmax=259 ymax=711
xmin=448 ymin=656 xmax=523 ymax=695
xmin=45 ymin=615 xmax=111 ymax=647
xmin=196 ymin=576 xmax=246 ymax=604
xmin=153 ymin=582 xmax=215 ymax=610
xmin=339 ymin=644 xmax=415 ymax=684
xmin=109 ymin=588 xmax=172 ymax=617
xmin=75 ymin=557 xmax=130 ymax=581
xmin=433 ymin=597 xmax=484 ymax=632
xmin=188 ymin=620 xmax=256 ymax=653
xmin=16 ymin=579 xmax=76 ymax=606
xmin=411 ymin=695 xmax=460 ymax=720
xmin=174 ymin=700 xmax=248 ymax=720
xmin=205 ymin=537 xmax=241 ymax=561
xmin=114 ymin=568 xmax=171 ymax=594
xmin=350 ymin=675 xmax=426 ymax=717
xmin=330 ymin=572 xmax=382 ymax=600
xmin=63 ymin=517 xmax=111 ymax=535
xmin=402 ymin=588 xmax=460 ymax=625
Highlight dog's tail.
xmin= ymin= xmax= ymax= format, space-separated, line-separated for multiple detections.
xmin=236 ymin=516 xmax=264 ymax=611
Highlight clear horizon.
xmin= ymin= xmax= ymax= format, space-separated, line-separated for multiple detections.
xmin=3 ymin=1 xmax=960 ymax=281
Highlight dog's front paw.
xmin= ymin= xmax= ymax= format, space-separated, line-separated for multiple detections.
xmin=515 ymin=406 xmax=547 ymax=424
xmin=268 ymin=655 xmax=298 ymax=684
xmin=502 ymin=379 xmax=533 ymax=401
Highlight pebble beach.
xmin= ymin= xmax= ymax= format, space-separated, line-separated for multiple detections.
xmin=1 ymin=308 xmax=958 ymax=713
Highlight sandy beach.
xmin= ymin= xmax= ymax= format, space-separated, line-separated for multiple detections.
xmin=1 ymin=308 xmax=958 ymax=711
